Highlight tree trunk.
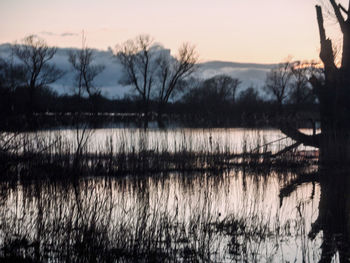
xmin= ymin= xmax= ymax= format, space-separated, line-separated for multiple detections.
xmin=316 ymin=5 xmax=350 ymax=165
xmin=319 ymin=107 xmax=350 ymax=165
xmin=282 ymin=5 xmax=350 ymax=166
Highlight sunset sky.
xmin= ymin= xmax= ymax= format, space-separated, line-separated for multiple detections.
xmin=0 ymin=0 xmax=346 ymax=63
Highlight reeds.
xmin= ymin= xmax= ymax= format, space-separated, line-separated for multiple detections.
xmin=0 ymin=170 xmax=321 ymax=262
xmin=1 ymin=128 xmax=316 ymax=179
xmin=0 ymin=128 xmax=321 ymax=261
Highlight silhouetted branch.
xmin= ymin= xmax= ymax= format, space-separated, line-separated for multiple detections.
xmin=264 ymin=60 xmax=293 ymax=106
xmin=69 ymin=34 xmax=105 ymax=98
xmin=316 ymin=6 xmax=337 ymax=70
xmin=308 ymin=216 xmax=322 ymax=240
xmin=338 ymin=3 xmax=348 ymax=15
xmin=116 ymin=35 xmax=158 ymax=128
xmin=272 ymin=142 xmax=301 ymax=157
xmin=280 ymin=123 xmax=321 ymax=148
xmin=12 ymin=35 xmax=63 ymax=118
xmin=329 ymin=0 xmax=346 ymax=31
xmin=279 ymin=172 xmax=319 ymax=207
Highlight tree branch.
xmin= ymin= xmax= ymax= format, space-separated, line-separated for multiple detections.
xmin=316 ymin=6 xmax=337 ymax=69
xmin=316 ymin=6 xmax=326 ymax=43
xmin=279 ymin=171 xmax=319 ymax=207
xmin=279 ymin=123 xmax=321 ymax=148
xmin=309 ymin=216 xmax=322 ymax=240
xmin=338 ymin=3 xmax=348 ymax=15
xmin=272 ymin=142 xmax=301 ymax=157
xmin=329 ymin=0 xmax=346 ymax=31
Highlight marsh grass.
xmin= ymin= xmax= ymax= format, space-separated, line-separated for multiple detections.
xmin=1 ymin=128 xmax=317 ymax=180
xmin=0 ymin=170 xmax=321 ymax=262
xmin=0 ymin=128 xmax=321 ymax=262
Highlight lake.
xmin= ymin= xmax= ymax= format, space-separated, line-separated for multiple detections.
xmin=0 ymin=128 xmax=346 ymax=262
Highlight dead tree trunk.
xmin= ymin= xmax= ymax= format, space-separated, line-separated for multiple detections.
xmin=281 ymin=1 xmax=350 ymax=165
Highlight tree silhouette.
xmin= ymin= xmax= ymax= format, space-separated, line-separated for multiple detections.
xmin=281 ymin=0 xmax=350 ymax=165
xmin=279 ymin=169 xmax=350 ymax=262
xmin=68 ymin=34 xmax=105 ymax=99
xmin=264 ymin=60 xmax=293 ymax=108
xmin=116 ymin=35 xmax=159 ymax=129
xmin=155 ymin=43 xmax=198 ymax=126
xmin=12 ymin=35 xmax=63 ymax=123
xmin=116 ymin=36 xmax=198 ymax=128
xmin=69 ymin=34 xmax=105 ymax=115
xmin=288 ymin=61 xmax=318 ymax=106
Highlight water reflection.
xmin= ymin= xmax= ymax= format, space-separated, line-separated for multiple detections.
xmin=1 ymin=168 xmax=336 ymax=262
xmin=310 ymin=170 xmax=350 ymax=262
xmin=23 ymin=128 xmax=309 ymax=154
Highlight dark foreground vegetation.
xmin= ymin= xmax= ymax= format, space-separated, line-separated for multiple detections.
xmin=0 ymin=127 xmax=320 ymax=261
xmin=0 ymin=170 xmax=308 ymax=262
xmin=0 ymin=128 xmax=318 ymax=179
xmin=0 ymin=126 xmax=323 ymax=261
xmin=0 ymin=153 xmax=349 ymax=262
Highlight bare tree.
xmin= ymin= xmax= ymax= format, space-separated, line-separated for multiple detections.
xmin=264 ymin=60 xmax=293 ymax=107
xmin=116 ymin=35 xmax=159 ymax=128
xmin=12 ymin=35 xmax=63 ymax=120
xmin=69 ymin=34 xmax=105 ymax=117
xmin=67 ymin=34 xmax=104 ymax=167
xmin=68 ymin=34 xmax=105 ymax=98
xmin=280 ymin=0 xmax=350 ymax=165
xmin=202 ymin=74 xmax=241 ymax=103
xmin=156 ymin=43 xmax=198 ymax=125
xmin=279 ymin=3 xmax=350 ymax=261
xmin=288 ymin=61 xmax=318 ymax=105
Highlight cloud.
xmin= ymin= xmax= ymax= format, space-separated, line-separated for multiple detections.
xmin=61 ymin=32 xmax=78 ymax=37
xmin=39 ymin=31 xmax=78 ymax=37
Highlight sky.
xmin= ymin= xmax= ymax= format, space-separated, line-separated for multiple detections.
xmin=0 ymin=0 xmax=346 ymax=63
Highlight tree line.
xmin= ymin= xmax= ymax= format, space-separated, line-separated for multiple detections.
xmin=0 ymin=34 xmax=320 ymax=130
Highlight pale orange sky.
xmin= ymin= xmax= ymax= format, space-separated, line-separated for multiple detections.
xmin=0 ymin=0 xmax=347 ymax=63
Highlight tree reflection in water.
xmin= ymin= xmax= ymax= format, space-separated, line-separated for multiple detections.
xmin=311 ymin=170 xmax=350 ymax=262
xmin=280 ymin=167 xmax=350 ymax=262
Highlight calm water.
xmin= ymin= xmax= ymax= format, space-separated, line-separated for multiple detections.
xmin=1 ymin=128 xmax=347 ymax=262
xmin=1 ymin=170 xmax=324 ymax=262
xmin=22 ymin=127 xmax=315 ymax=154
